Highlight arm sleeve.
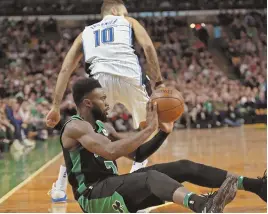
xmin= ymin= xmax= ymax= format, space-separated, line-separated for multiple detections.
xmin=135 ymin=130 xmax=169 ymax=162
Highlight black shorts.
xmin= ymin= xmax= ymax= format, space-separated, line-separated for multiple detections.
xmin=78 ymin=168 xmax=180 ymax=213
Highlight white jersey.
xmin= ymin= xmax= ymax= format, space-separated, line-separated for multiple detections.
xmin=82 ymin=15 xmax=142 ymax=85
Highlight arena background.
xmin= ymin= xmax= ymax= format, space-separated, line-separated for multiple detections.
xmin=0 ymin=0 xmax=266 ymax=212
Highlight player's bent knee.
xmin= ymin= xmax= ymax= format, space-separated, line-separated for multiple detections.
xmin=175 ymin=159 xmax=211 ymax=179
xmin=175 ymin=159 xmax=198 ymax=172
xmin=145 ymin=170 xmax=182 ymax=201
xmin=176 ymin=159 xmax=195 ymax=168
xmin=146 ymin=170 xmax=161 ymax=180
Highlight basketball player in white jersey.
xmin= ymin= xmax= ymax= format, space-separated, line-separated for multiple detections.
xmin=46 ymin=0 xmax=164 ymax=202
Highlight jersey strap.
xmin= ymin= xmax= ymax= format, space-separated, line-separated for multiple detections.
xmin=60 ymin=115 xmax=84 ymax=145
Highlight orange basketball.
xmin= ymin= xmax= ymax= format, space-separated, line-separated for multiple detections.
xmin=151 ymin=87 xmax=184 ymax=123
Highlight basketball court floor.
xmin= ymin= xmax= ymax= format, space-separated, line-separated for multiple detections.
xmin=0 ymin=126 xmax=266 ymax=212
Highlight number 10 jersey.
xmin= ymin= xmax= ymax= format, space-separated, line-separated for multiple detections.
xmin=82 ymin=15 xmax=142 ymax=83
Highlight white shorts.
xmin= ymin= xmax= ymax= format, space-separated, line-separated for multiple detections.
xmin=92 ymin=73 xmax=150 ymax=129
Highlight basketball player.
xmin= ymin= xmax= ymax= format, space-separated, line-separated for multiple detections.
xmin=60 ymin=78 xmax=238 ymax=213
xmin=46 ymin=0 xmax=163 ymax=202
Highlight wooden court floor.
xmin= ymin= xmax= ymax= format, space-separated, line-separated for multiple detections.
xmin=0 ymin=126 xmax=267 ymax=213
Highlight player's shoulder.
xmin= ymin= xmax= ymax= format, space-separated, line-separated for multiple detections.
xmin=64 ymin=119 xmax=94 ymax=138
xmin=124 ymin=16 xmax=138 ymax=25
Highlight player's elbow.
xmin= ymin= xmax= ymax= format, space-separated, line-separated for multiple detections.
xmin=104 ymin=146 xmax=120 ymax=160
xmin=106 ymin=152 xmax=119 ymax=161
xmin=142 ymin=42 xmax=154 ymax=51
xmin=143 ymin=43 xmax=156 ymax=57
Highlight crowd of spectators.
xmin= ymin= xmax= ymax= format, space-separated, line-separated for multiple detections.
xmin=0 ymin=0 xmax=265 ymax=15
xmin=0 ymin=14 xmax=266 ymax=159
xmin=0 ymin=17 xmax=75 ymax=158
xmin=215 ymin=12 xmax=267 ymax=126
xmin=136 ymin=15 xmax=267 ymax=129
xmin=219 ymin=12 xmax=267 ymax=87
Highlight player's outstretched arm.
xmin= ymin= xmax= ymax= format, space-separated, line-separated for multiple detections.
xmin=125 ymin=17 xmax=163 ymax=88
xmin=64 ymin=117 xmax=157 ymax=160
xmin=104 ymin=122 xmax=173 ymax=161
xmin=46 ymin=33 xmax=83 ymax=128
xmin=65 ymin=102 xmax=158 ymax=160
xmin=53 ymin=33 xmax=83 ymax=108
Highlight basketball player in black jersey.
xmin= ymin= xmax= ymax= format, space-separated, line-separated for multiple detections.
xmin=60 ymin=77 xmax=243 ymax=213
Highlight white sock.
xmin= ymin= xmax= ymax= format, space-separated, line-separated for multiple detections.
xmin=130 ymin=159 xmax=148 ymax=173
xmin=55 ymin=165 xmax=67 ymax=191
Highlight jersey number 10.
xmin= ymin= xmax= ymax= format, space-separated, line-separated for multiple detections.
xmin=94 ymin=27 xmax=114 ymax=47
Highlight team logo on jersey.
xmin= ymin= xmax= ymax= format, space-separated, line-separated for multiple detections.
xmin=112 ymin=200 xmax=124 ymax=213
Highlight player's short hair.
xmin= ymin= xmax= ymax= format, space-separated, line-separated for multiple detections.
xmin=101 ymin=0 xmax=124 ymax=17
xmin=72 ymin=78 xmax=102 ymax=107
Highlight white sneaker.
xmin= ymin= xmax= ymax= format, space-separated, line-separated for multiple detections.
xmin=48 ymin=183 xmax=67 ymax=203
xmin=23 ymin=139 xmax=36 ymax=148
xmin=11 ymin=140 xmax=25 ymax=151
xmin=130 ymin=159 xmax=148 ymax=173
xmin=10 ymin=140 xmax=25 ymax=161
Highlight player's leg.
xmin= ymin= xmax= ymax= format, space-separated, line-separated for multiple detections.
xmin=49 ymin=164 xmax=68 ymax=202
xmin=92 ymin=73 xmax=117 ymax=113
xmin=94 ymin=73 xmax=151 ymax=132
xmin=136 ymin=160 xmax=267 ymax=202
xmin=94 ymin=73 xmax=150 ymax=171
xmin=78 ymin=170 xmax=237 ymax=213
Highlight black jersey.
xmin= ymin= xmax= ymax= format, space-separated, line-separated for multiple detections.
xmin=60 ymin=115 xmax=118 ymax=199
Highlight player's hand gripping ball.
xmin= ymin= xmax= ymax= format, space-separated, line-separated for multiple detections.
xmin=150 ymin=87 xmax=184 ymax=123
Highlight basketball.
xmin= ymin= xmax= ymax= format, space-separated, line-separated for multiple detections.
xmin=151 ymin=87 xmax=184 ymax=123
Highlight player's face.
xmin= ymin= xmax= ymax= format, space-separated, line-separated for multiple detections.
xmin=88 ymin=88 xmax=110 ymax=122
